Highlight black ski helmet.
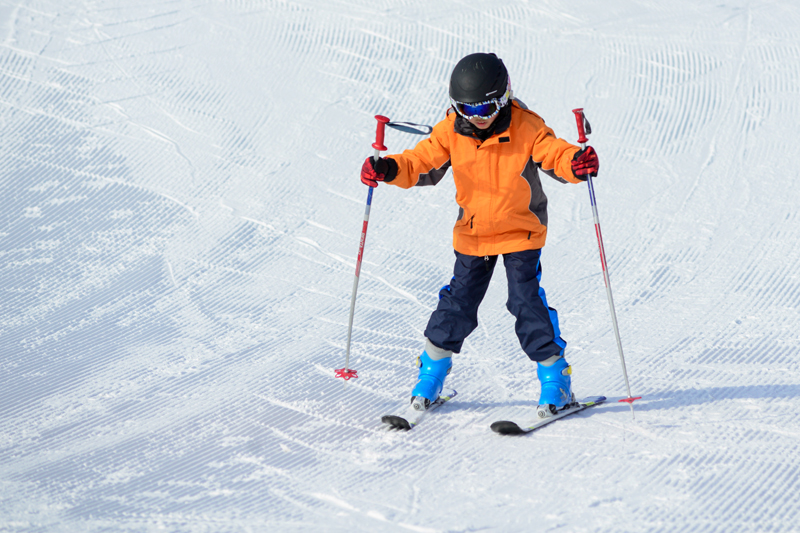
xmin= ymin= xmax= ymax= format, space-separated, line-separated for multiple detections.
xmin=449 ymin=53 xmax=509 ymax=104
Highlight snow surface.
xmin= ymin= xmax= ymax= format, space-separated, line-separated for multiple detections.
xmin=2 ymin=0 xmax=800 ymax=531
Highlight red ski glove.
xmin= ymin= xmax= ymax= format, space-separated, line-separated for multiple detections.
xmin=571 ymin=146 xmax=599 ymax=180
xmin=360 ymin=156 xmax=397 ymax=187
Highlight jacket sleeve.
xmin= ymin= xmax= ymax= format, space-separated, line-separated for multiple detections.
xmin=386 ymin=119 xmax=452 ymax=189
xmin=529 ymin=118 xmax=583 ymax=184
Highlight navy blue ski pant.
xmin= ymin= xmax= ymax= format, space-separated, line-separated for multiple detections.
xmin=423 ymin=249 xmax=566 ymax=362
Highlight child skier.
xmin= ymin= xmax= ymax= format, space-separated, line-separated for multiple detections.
xmin=360 ymin=53 xmax=599 ymax=416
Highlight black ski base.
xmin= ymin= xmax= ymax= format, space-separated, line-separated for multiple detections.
xmin=381 ymin=415 xmax=412 ymax=430
xmin=490 ymin=420 xmax=527 ymax=435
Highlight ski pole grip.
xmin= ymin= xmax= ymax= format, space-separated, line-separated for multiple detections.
xmin=372 ymin=115 xmax=390 ymax=151
xmin=572 ymin=108 xmax=589 ymax=144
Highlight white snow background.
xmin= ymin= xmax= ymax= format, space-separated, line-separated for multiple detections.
xmin=2 ymin=0 xmax=800 ymax=532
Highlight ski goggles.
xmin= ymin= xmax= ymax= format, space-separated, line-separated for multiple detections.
xmin=450 ymin=84 xmax=512 ymax=120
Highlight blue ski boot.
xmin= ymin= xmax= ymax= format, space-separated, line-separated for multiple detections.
xmin=410 ymin=340 xmax=452 ymax=411
xmin=536 ymin=356 xmax=574 ymax=417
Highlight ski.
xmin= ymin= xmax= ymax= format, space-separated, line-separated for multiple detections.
xmin=490 ymin=396 xmax=606 ymax=435
xmin=381 ymin=389 xmax=457 ymax=430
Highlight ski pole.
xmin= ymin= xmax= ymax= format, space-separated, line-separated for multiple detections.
xmin=572 ymin=108 xmax=641 ymax=418
xmin=335 ymin=115 xmax=390 ymax=382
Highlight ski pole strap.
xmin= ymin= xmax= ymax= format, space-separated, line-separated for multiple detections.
xmin=387 ymin=122 xmax=433 ymax=135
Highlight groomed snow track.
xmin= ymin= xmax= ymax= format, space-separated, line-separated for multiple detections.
xmin=2 ymin=1 xmax=800 ymax=532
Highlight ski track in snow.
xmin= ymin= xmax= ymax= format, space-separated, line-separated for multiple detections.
xmin=2 ymin=1 xmax=800 ymax=532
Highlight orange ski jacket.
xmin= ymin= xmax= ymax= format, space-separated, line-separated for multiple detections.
xmin=387 ymin=101 xmax=583 ymax=257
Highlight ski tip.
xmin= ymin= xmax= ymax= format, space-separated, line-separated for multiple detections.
xmin=490 ymin=421 xmax=525 ymax=436
xmin=381 ymin=415 xmax=412 ymax=431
